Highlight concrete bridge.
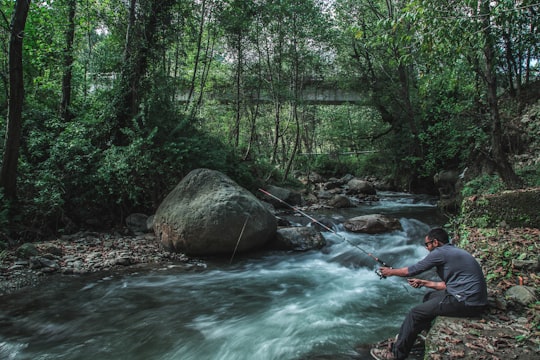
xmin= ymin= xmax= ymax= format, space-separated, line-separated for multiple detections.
xmin=177 ymin=79 xmax=365 ymax=105
xmin=178 ymin=85 xmax=364 ymax=105
xmin=91 ymin=73 xmax=362 ymax=105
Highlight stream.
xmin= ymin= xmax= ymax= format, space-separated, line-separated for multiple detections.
xmin=0 ymin=192 xmax=445 ymax=360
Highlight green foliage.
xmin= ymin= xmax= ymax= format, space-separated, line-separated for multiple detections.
xmin=296 ymin=150 xmax=390 ymax=180
xmin=418 ymin=118 xmax=487 ymax=177
xmin=18 ymin=114 xmax=100 ymax=228
xmin=309 ymin=154 xmax=352 ymax=177
xmin=0 ymin=0 xmax=538 ymax=238
xmin=517 ymin=165 xmax=540 ymax=188
xmin=461 ymin=174 xmax=505 ymax=197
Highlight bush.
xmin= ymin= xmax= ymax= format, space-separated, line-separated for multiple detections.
xmin=517 ymin=165 xmax=540 ymax=187
xmin=461 ymin=174 xmax=505 ymax=197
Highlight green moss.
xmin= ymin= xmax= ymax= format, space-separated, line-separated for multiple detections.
xmin=460 ymin=188 xmax=540 ymax=228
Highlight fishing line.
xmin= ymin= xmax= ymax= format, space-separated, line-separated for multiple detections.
xmin=229 ymin=214 xmax=250 ymax=264
xmin=258 ymin=188 xmax=391 ymax=279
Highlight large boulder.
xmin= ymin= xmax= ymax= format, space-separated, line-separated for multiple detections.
xmin=153 ymin=169 xmax=277 ymax=255
xmin=343 ymin=214 xmax=402 ymax=234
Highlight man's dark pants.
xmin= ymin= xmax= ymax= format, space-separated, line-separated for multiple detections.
xmin=393 ymin=290 xmax=485 ymax=359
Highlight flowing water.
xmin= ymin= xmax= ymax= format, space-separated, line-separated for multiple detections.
xmin=0 ymin=192 xmax=444 ymax=360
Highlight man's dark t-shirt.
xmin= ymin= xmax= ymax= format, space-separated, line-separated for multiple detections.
xmin=407 ymin=244 xmax=488 ymax=306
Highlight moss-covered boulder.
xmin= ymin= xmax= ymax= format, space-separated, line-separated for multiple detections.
xmin=460 ymin=188 xmax=540 ymax=228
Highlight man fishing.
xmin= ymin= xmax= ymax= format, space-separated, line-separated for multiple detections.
xmin=371 ymin=227 xmax=488 ymax=360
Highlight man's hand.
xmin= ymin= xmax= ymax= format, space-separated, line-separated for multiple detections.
xmin=407 ymin=278 xmax=426 ymax=288
xmin=379 ymin=267 xmax=393 ymax=277
xmin=407 ymin=278 xmax=447 ymax=290
xmin=379 ymin=266 xmax=408 ymax=277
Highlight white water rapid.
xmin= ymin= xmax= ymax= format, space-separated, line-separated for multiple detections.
xmin=0 ymin=192 xmax=443 ymax=360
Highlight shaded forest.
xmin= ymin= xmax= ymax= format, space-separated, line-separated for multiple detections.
xmin=0 ymin=0 xmax=538 ymax=239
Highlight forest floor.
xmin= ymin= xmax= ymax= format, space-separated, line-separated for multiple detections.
xmin=1 ymin=226 xmax=538 ymax=359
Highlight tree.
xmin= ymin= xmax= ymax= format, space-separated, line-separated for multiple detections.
xmin=60 ymin=0 xmax=77 ymax=122
xmin=405 ymin=0 xmax=526 ymax=189
xmin=113 ymin=0 xmax=176 ymax=145
xmin=0 ymin=0 xmax=31 ymax=202
xmin=334 ymin=0 xmax=424 ymax=185
xmin=478 ymin=0 xmax=523 ymax=189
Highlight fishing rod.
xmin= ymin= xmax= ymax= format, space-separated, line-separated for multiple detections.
xmin=258 ymin=188 xmax=391 ymax=279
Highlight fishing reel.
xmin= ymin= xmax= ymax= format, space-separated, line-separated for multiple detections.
xmin=375 ymin=269 xmax=386 ymax=279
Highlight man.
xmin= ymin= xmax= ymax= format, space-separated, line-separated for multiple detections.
xmin=371 ymin=227 xmax=488 ymax=360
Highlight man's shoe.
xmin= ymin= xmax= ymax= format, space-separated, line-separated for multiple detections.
xmin=370 ymin=347 xmax=395 ymax=360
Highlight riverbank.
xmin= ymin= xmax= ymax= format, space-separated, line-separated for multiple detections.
xmin=1 ymin=227 xmax=539 ymax=359
xmin=0 ymin=231 xmax=197 ymax=296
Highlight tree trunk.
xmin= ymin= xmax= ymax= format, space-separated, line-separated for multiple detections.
xmin=0 ymin=0 xmax=31 ymax=202
xmin=194 ymin=25 xmax=215 ymax=116
xmin=185 ymin=0 xmax=206 ymax=113
xmin=284 ymin=16 xmax=300 ymax=181
xmin=233 ymin=33 xmax=243 ymax=147
xmin=60 ymin=0 xmax=77 ymax=122
xmin=479 ymin=0 xmax=523 ymax=189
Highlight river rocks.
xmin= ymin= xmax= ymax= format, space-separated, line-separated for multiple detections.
xmin=0 ymin=232 xmax=193 ymax=295
xmin=271 ymin=226 xmax=326 ymax=251
xmin=328 ymin=194 xmax=354 ymax=208
xmin=346 ymin=178 xmax=376 ymax=195
xmin=505 ymin=285 xmax=538 ymax=307
xmin=153 ymin=168 xmax=277 ymax=255
xmin=262 ymin=185 xmax=302 ymax=209
xmin=343 ymin=214 xmax=402 ymax=234
xmin=280 ymin=173 xmax=387 ymax=209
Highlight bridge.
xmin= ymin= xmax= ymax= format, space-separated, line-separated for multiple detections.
xmin=91 ymin=73 xmax=363 ymax=105
xmin=177 ymin=85 xmax=364 ymax=105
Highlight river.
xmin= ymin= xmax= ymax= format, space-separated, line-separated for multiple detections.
xmin=0 ymin=192 xmax=444 ymax=360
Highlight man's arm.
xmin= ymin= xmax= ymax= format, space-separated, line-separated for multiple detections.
xmin=407 ymin=278 xmax=446 ymax=290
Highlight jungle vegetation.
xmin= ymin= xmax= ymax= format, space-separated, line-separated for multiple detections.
xmin=0 ymin=0 xmax=538 ymax=239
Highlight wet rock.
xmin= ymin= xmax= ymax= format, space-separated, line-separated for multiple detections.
xmin=328 ymin=195 xmax=354 ymax=208
xmin=323 ymin=180 xmax=343 ymax=190
xmin=272 ymin=226 xmax=326 ymax=251
xmin=346 ymin=178 xmax=376 ymax=195
xmin=316 ymin=190 xmax=334 ymax=200
xmin=264 ymin=185 xmax=303 ymax=208
xmin=30 ymin=257 xmax=59 ymax=271
xmin=343 ymin=214 xmax=402 ymax=234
